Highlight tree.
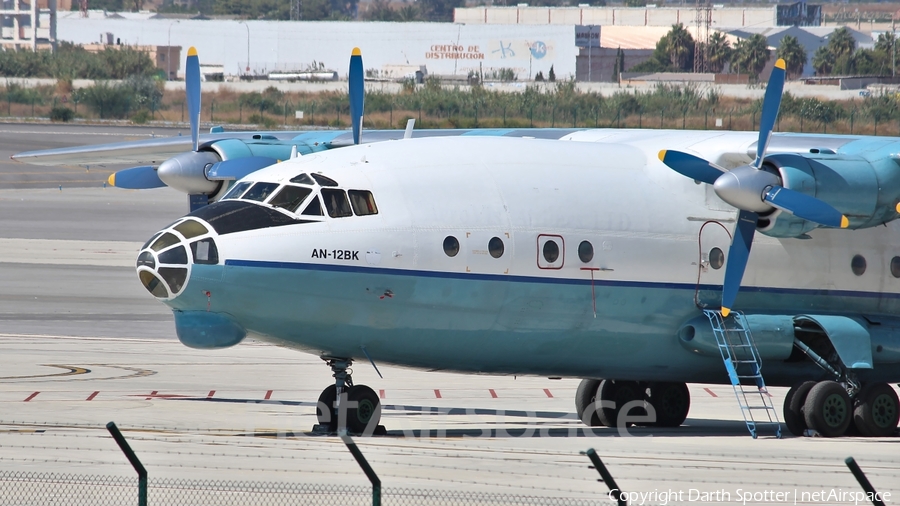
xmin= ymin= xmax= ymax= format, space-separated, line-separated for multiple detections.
xmin=827 ymin=27 xmax=856 ymax=60
xmin=705 ymin=32 xmax=732 ymax=73
xmin=665 ymin=23 xmax=694 ymax=71
xmin=776 ymin=35 xmax=807 ymax=79
xmin=733 ymin=34 xmax=770 ymax=80
xmin=548 ymin=65 xmax=556 ymax=82
xmin=812 ymin=45 xmax=833 ymax=75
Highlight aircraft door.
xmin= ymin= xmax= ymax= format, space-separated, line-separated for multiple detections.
xmin=697 ymin=220 xmax=731 ymax=307
xmin=466 ymin=231 xmax=512 ymax=275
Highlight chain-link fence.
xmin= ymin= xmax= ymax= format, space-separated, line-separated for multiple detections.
xmin=0 ymin=471 xmax=606 ymax=506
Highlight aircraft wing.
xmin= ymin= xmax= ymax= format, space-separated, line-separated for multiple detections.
xmin=11 ymin=131 xmax=303 ymax=167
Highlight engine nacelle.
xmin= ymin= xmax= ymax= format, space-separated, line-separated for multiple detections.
xmin=759 ymin=153 xmax=900 ymax=237
xmin=157 ymin=150 xmax=222 ymax=196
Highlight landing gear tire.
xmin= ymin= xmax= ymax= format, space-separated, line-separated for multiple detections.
xmin=803 ymin=380 xmax=852 ymax=438
xmin=575 ymin=379 xmax=604 ymax=427
xmin=597 ymin=380 xmax=645 ymax=427
xmin=316 ymin=384 xmax=338 ymax=431
xmin=345 ymin=385 xmax=382 ymax=434
xmin=783 ymin=381 xmax=816 ymax=437
xmin=646 ymin=382 xmax=690 ymax=427
xmin=853 ymin=382 xmax=900 ymax=437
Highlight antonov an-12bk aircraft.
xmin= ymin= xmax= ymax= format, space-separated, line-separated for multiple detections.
xmin=15 ymin=53 xmax=900 ymax=438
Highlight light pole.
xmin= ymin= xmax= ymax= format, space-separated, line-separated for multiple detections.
xmin=167 ymin=20 xmax=179 ymax=80
xmin=239 ymin=21 xmax=250 ymax=75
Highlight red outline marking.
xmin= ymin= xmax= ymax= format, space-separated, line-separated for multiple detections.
xmin=207 ymin=390 xmax=215 ymax=398
xmin=23 ymin=392 xmax=39 ymax=402
xmin=379 ymin=389 xmax=385 ymax=399
xmin=489 ymin=389 xmax=498 ymax=398
xmin=434 ymin=389 xmax=442 ymax=399
xmin=86 ymin=391 xmax=99 ymax=401
xmin=264 ymin=390 xmax=273 ymax=400
xmin=145 ymin=390 xmax=158 ymax=400
xmin=544 ymin=388 xmax=553 ymax=398
xmin=703 ymin=388 xmax=718 ymax=398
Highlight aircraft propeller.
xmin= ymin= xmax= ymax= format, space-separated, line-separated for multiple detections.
xmin=349 ymin=47 xmax=364 ymax=145
xmin=657 ymin=59 xmax=848 ymax=317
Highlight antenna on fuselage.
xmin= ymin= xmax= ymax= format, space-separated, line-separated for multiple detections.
xmin=403 ymin=119 xmax=415 ymax=139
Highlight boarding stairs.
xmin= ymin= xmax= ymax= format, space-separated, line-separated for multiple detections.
xmin=704 ymin=310 xmax=782 ymax=439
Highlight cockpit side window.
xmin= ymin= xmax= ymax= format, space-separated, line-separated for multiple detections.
xmin=301 ymin=194 xmax=324 ymax=216
xmin=269 ymin=185 xmax=312 ymax=213
xmin=290 ymin=173 xmax=314 ymax=185
xmin=348 ymin=190 xmax=378 ymax=216
xmin=242 ymin=182 xmax=280 ymax=202
xmin=222 ymin=181 xmax=251 ymax=200
xmin=321 ymin=189 xmax=353 ymax=218
xmin=311 ymin=173 xmax=339 ymax=187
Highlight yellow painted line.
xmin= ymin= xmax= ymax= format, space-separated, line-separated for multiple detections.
xmin=0 ymin=364 xmax=90 ymax=381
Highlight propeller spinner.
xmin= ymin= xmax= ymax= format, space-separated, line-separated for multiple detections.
xmin=658 ymin=59 xmax=848 ymax=317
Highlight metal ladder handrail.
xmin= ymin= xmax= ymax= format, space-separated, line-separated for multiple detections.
xmin=705 ymin=309 xmax=782 ymax=439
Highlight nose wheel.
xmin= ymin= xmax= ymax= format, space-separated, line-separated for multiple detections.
xmin=313 ymin=358 xmax=385 ymax=436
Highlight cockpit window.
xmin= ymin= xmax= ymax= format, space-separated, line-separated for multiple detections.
xmin=311 ymin=173 xmax=339 ymax=187
xmin=301 ymin=195 xmax=324 ymax=216
xmin=158 ymin=245 xmax=188 ymax=265
xmin=222 ymin=181 xmax=251 ymax=200
xmin=150 ymin=232 xmax=180 ymax=252
xmin=322 ymin=189 xmax=353 ymax=218
xmin=348 ymin=190 xmax=378 ymax=216
xmin=242 ymin=182 xmax=280 ymax=202
xmin=269 ymin=185 xmax=313 ymax=213
xmin=174 ymin=219 xmax=208 ymax=239
xmin=290 ymin=173 xmax=315 ymax=185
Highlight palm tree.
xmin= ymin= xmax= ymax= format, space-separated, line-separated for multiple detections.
xmin=812 ymin=45 xmax=834 ymax=75
xmin=665 ymin=23 xmax=695 ymax=71
xmin=734 ymin=34 xmax=770 ymax=80
xmin=706 ymin=32 xmax=732 ymax=73
xmin=776 ymin=35 xmax=807 ymax=79
xmin=827 ymin=27 xmax=856 ymax=59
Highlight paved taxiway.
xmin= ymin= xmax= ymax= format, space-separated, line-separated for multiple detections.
xmin=1 ymin=123 xmax=899 ymax=504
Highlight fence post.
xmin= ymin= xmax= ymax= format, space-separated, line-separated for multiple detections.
xmin=340 ymin=433 xmax=381 ymax=506
xmin=844 ymin=457 xmax=886 ymax=506
xmin=581 ymin=448 xmax=625 ymax=506
xmin=106 ymin=422 xmax=147 ymax=506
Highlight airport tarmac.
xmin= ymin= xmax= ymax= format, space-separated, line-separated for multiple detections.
xmin=1 ymin=124 xmax=899 ymax=505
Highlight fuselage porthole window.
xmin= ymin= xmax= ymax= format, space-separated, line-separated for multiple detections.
xmin=489 ymin=237 xmax=504 ymax=258
xmin=892 ymin=256 xmax=900 ymax=278
xmin=321 ymin=188 xmax=353 ymax=218
xmin=709 ymin=247 xmax=725 ymax=270
xmin=443 ymin=236 xmax=459 ymax=257
xmin=348 ymin=190 xmax=378 ymax=216
xmin=222 ymin=181 xmax=252 ymax=200
xmin=543 ymin=240 xmax=560 ymax=263
xmin=578 ymin=240 xmax=593 ymax=263
xmin=311 ymin=173 xmax=339 ymax=187
xmin=851 ymin=254 xmax=867 ymax=276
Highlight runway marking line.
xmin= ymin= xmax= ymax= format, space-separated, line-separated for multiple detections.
xmin=489 ymin=389 xmax=498 ymax=398
xmin=544 ymin=388 xmax=553 ymax=398
xmin=86 ymin=391 xmax=99 ymax=401
xmin=434 ymin=389 xmax=442 ymax=399
xmin=703 ymin=388 xmax=718 ymax=398
xmin=379 ymin=389 xmax=385 ymax=399
xmin=264 ymin=390 xmax=273 ymax=400
xmin=207 ymin=390 xmax=215 ymax=398
xmin=146 ymin=390 xmax=158 ymax=400
xmin=23 ymin=392 xmax=39 ymax=402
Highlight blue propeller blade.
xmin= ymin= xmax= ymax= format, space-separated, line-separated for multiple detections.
xmin=186 ymin=46 xmax=201 ymax=152
xmin=753 ymin=59 xmax=786 ymax=168
xmin=721 ymin=210 xmax=758 ymax=317
xmin=349 ymin=47 xmax=364 ymax=145
xmin=107 ymin=165 xmax=165 ymax=189
xmin=763 ymin=186 xmax=849 ymax=229
xmin=658 ymin=149 xmax=725 ymax=185
xmin=205 ymin=156 xmax=278 ymax=181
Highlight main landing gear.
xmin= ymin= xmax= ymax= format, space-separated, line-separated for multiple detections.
xmin=783 ymin=380 xmax=899 ymax=438
xmin=313 ymin=358 xmax=385 ymax=436
xmin=575 ymin=379 xmax=691 ymax=428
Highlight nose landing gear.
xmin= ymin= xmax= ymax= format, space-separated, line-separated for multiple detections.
xmin=313 ymin=358 xmax=385 ymax=436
